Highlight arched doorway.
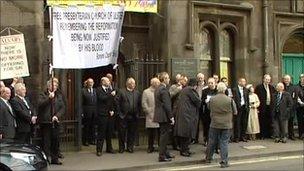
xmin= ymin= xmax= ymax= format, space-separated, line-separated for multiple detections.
xmin=282 ymin=29 xmax=304 ymax=84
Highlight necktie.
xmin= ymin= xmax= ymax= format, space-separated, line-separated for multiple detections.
xmin=276 ymin=93 xmax=281 ymax=107
xmin=23 ymin=98 xmax=30 ymax=109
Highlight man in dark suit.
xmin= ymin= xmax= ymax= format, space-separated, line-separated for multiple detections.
xmin=95 ymin=77 xmax=116 ymax=156
xmin=82 ymin=78 xmax=97 ymax=146
xmin=232 ymin=78 xmax=250 ymax=142
xmin=282 ymin=75 xmax=298 ymax=140
xmin=296 ymin=74 xmax=304 ymax=139
xmin=10 ymin=83 xmax=37 ymax=144
xmin=38 ymin=79 xmax=66 ymax=165
xmin=0 ymin=87 xmax=17 ymax=140
xmin=255 ymin=74 xmax=276 ymax=139
xmin=117 ymin=77 xmax=141 ymax=153
xmin=272 ymin=82 xmax=293 ymax=143
xmin=201 ymin=77 xmax=217 ymax=145
xmin=154 ymin=72 xmax=175 ymax=162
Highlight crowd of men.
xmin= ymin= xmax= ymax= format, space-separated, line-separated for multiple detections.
xmin=0 ymin=72 xmax=303 ymax=167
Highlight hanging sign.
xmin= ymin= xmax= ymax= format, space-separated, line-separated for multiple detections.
xmin=0 ymin=34 xmax=30 ymax=79
xmin=52 ymin=5 xmax=124 ymax=69
xmin=47 ymin=0 xmax=157 ymax=13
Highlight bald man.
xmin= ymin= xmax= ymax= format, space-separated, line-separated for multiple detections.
xmin=0 ymin=87 xmax=16 ymax=140
xmin=272 ymin=82 xmax=293 ymax=143
xmin=282 ymin=75 xmax=298 ymax=140
xmin=95 ymin=77 xmax=116 ymax=156
xmin=117 ymin=77 xmax=141 ymax=153
xmin=82 ymin=78 xmax=97 ymax=146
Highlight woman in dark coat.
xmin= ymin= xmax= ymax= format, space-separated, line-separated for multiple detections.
xmin=174 ymin=78 xmax=201 ymax=157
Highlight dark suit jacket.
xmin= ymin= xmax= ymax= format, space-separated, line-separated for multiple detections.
xmin=153 ymin=84 xmax=172 ymax=123
xmin=201 ymin=88 xmax=217 ymax=117
xmin=255 ymin=83 xmax=276 ymax=113
xmin=37 ymin=90 xmax=66 ymax=124
xmin=232 ymin=86 xmax=250 ymax=112
xmin=117 ymin=89 xmax=141 ymax=119
xmin=0 ymin=98 xmax=16 ymax=139
xmin=82 ymin=88 xmax=97 ymax=106
xmin=10 ymin=96 xmax=35 ymax=133
xmin=96 ymin=86 xmax=116 ymax=116
xmin=272 ymin=91 xmax=293 ymax=120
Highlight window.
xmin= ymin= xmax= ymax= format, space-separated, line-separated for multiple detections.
xmin=220 ymin=29 xmax=234 ymax=84
xmin=199 ymin=29 xmax=212 ymax=60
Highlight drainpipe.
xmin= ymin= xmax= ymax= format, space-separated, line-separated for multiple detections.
xmin=262 ymin=0 xmax=269 ymax=74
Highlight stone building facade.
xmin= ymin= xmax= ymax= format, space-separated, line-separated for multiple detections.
xmin=1 ymin=0 xmax=303 ymax=150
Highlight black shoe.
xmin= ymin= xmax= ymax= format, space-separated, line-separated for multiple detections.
xmin=282 ymin=137 xmax=287 ymax=143
xmin=188 ymin=151 xmax=195 ymax=155
xmin=51 ymin=160 xmax=62 ymax=165
xmin=233 ymin=139 xmax=239 ymax=143
xmin=180 ymin=151 xmax=191 ymax=157
xmin=166 ymin=153 xmax=175 ymax=159
xmin=289 ymin=136 xmax=296 ymax=141
xmin=96 ymin=152 xmax=102 ymax=156
xmin=241 ymin=138 xmax=248 ymax=142
xmin=191 ymin=140 xmax=198 ymax=144
xmin=147 ymin=148 xmax=154 ymax=153
xmin=202 ymin=159 xmax=212 ymax=164
xmin=106 ymin=149 xmax=116 ymax=154
xmin=127 ymin=148 xmax=134 ymax=153
xmin=119 ymin=149 xmax=124 ymax=153
xmin=90 ymin=141 xmax=96 ymax=145
xmin=220 ymin=161 xmax=229 ymax=168
xmin=83 ymin=142 xmax=89 ymax=146
xmin=274 ymin=138 xmax=280 ymax=143
xmin=159 ymin=157 xmax=172 ymax=162
xmin=173 ymin=146 xmax=180 ymax=151
xmin=58 ymin=153 xmax=64 ymax=159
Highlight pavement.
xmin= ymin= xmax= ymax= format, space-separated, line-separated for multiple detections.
xmin=49 ymin=139 xmax=304 ymax=170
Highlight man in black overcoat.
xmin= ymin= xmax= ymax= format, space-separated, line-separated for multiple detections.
xmin=95 ymin=77 xmax=116 ymax=156
xmin=117 ymin=77 xmax=141 ymax=153
xmin=153 ymin=72 xmax=175 ymax=162
xmin=255 ymin=74 xmax=276 ymax=139
xmin=38 ymin=79 xmax=66 ymax=165
xmin=232 ymin=78 xmax=250 ymax=142
xmin=82 ymin=78 xmax=97 ymax=146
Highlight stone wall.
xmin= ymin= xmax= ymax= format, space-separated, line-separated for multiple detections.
xmin=0 ymin=0 xmax=45 ymax=105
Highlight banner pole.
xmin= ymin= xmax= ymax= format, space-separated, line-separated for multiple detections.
xmin=49 ymin=6 xmax=56 ymax=129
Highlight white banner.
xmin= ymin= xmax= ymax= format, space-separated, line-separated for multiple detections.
xmin=52 ymin=5 xmax=124 ymax=69
xmin=0 ymin=34 xmax=29 ymax=79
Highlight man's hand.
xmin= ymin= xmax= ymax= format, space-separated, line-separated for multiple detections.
xmin=111 ymin=90 xmax=116 ymax=96
xmin=109 ymin=111 xmax=114 ymax=116
xmin=49 ymin=92 xmax=55 ymax=99
xmin=52 ymin=116 xmax=59 ymax=122
xmin=0 ymin=134 xmax=2 ymax=139
xmin=31 ymin=116 xmax=37 ymax=124
xmin=170 ymin=117 xmax=175 ymax=125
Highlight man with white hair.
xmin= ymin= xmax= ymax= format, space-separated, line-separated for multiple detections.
xmin=96 ymin=77 xmax=116 ymax=156
xmin=282 ymin=74 xmax=298 ymax=140
xmin=142 ymin=77 xmax=160 ymax=153
xmin=272 ymin=82 xmax=293 ymax=143
xmin=203 ymin=82 xmax=237 ymax=168
xmin=38 ymin=79 xmax=66 ymax=164
xmin=0 ymin=87 xmax=16 ymax=140
xmin=10 ymin=83 xmax=37 ymax=143
xmin=117 ymin=77 xmax=141 ymax=153
xmin=255 ymin=74 xmax=276 ymax=139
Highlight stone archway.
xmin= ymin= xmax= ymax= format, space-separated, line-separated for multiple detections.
xmin=281 ymin=27 xmax=304 ymax=84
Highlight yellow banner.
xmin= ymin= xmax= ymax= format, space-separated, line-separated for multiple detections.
xmin=47 ymin=0 xmax=157 ymax=13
